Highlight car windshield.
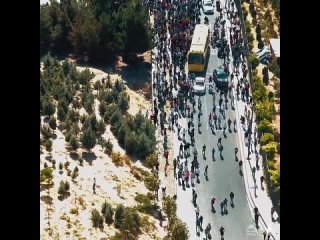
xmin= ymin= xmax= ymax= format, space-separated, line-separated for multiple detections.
xmin=204 ymin=3 xmax=212 ymax=7
xmin=196 ymin=82 xmax=204 ymax=86
xmin=188 ymin=53 xmax=204 ymax=64
xmin=217 ymin=71 xmax=227 ymax=79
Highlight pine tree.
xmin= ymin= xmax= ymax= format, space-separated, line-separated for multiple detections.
xmin=81 ymin=127 xmax=97 ymax=152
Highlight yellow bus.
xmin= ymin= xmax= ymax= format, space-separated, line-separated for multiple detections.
xmin=188 ymin=24 xmax=210 ymax=72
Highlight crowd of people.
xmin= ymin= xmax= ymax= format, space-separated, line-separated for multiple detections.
xmin=148 ymin=0 xmax=264 ymax=238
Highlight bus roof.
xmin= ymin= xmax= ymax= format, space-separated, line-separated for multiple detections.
xmin=189 ymin=24 xmax=209 ymax=53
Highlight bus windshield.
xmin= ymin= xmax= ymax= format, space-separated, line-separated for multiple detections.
xmin=188 ymin=53 xmax=204 ymax=64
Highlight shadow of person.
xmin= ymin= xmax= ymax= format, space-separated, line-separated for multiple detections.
xmin=211 ymin=207 xmax=216 ymax=213
xmin=220 ymin=153 xmax=224 ymax=160
xmin=197 ymin=178 xmax=200 ymax=184
xmin=223 ymin=132 xmax=227 ymax=138
xmin=229 ymin=128 xmax=232 ymax=133
xmin=205 ymin=175 xmax=209 ymax=181
xmin=239 ymin=169 xmax=243 ymax=176
xmin=231 ymin=202 xmax=235 ymax=208
xmin=221 ymin=237 xmax=224 ymax=240
xmin=235 ymin=155 xmax=238 ymax=162
xmin=225 ymin=209 xmax=228 ymax=215
xmin=196 ymin=231 xmax=200 ymax=237
xmin=234 ymin=127 xmax=237 ymax=133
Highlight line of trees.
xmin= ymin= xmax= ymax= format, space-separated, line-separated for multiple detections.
xmin=40 ymin=0 xmax=154 ymax=61
xmin=240 ymin=1 xmax=280 ymax=210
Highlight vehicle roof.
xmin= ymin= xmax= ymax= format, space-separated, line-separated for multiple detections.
xmin=189 ymin=24 xmax=209 ymax=53
xmin=195 ymin=77 xmax=205 ymax=81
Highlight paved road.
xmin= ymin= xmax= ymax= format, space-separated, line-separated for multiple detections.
xmin=176 ymin=6 xmax=262 ymax=240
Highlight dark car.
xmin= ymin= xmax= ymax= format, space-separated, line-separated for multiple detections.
xmin=213 ymin=68 xmax=228 ymax=91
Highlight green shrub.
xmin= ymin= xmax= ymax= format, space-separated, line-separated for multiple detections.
xmin=255 ymin=101 xmax=275 ymax=122
xmin=64 ymin=181 xmax=70 ymax=191
xmin=144 ymin=152 xmax=158 ymax=169
xmin=41 ymin=125 xmax=52 ymax=140
xmin=69 ymin=135 xmax=79 ymax=152
xmin=162 ymin=196 xmax=177 ymax=222
xmin=91 ymin=209 xmax=101 ymax=228
xmin=168 ymin=217 xmax=190 ymax=240
xmin=48 ymin=116 xmax=57 ymax=132
xmin=247 ymin=32 xmax=254 ymax=44
xmin=257 ymin=119 xmax=274 ymax=134
xmin=58 ymin=180 xmax=70 ymax=195
xmin=117 ymin=125 xmax=127 ymax=146
xmin=269 ymin=57 xmax=280 ymax=78
xmin=104 ymin=204 xmax=114 ymax=225
xmin=94 ymin=81 xmax=102 ymax=90
xmin=114 ymin=204 xmax=125 ymax=228
xmin=120 ymin=207 xmax=141 ymax=237
xmin=135 ymin=193 xmax=158 ymax=215
xmin=125 ymin=132 xmax=138 ymax=154
xmin=101 ymin=201 xmax=114 ymax=224
xmin=96 ymin=119 xmax=106 ymax=135
xmin=260 ymin=133 xmax=275 ymax=146
xmin=103 ymin=139 xmax=113 ymax=155
xmin=40 ymin=167 xmax=53 ymax=182
xmin=118 ymin=93 xmax=130 ymax=113
xmin=103 ymin=104 xmax=117 ymax=123
xmin=64 ymin=161 xmax=70 ymax=169
xmin=249 ymin=54 xmax=260 ymax=70
xmin=144 ymin=173 xmax=160 ymax=192
xmin=65 ymin=132 xmax=72 ymax=143
xmin=267 ymin=160 xmax=275 ymax=170
xmin=99 ymin=101 xmax=108 ymax=117
xmin=261 ymin=142 xmax=277 ymax=160
xmin=81 ymin=127 xmax=97 ymax=152
xmin=137 ymin=133 xmax=153 ymax=159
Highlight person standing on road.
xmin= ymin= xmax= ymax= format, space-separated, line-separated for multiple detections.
xmin=195 ymin=205 xmax=200 ymax=218
xmin=202 ymin=144 xmax=206 ymax=157
xmin=223 ymin=197 xmax=228 ymax=211
xmin=199 ymin=215 xmax=203 ymax=228
xmin=230 ymin=191 xmax=235 ymax=203
xmin=212 ymin=147 xmax=216 ymax=161
xmin=228 ymin=118 xmax=232 ymax=131
xmin=211 ymin=196 xmax=216 ymax=210
xmin=220 ymin=226 xmax=225 ymax=236
xmin=263 ymin=231 xmax=267 ymax=240
xmin=252 ymin=166 xmax=256 ymax=178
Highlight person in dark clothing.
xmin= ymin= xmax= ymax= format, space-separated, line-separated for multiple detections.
xmin=230 ymin=192 xmax=234 ymax=206
xmin=220 ymin=226 xmax=225 ymax=236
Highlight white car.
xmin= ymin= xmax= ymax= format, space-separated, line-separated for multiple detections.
xmin=193 ymin=77 xmax=206 ymax=94
xmin=202 ymin=1 xmax=214 ymax=14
